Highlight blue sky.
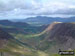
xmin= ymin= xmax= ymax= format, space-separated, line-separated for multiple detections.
xmin=0 ymin=0 xmax=75 ymax=19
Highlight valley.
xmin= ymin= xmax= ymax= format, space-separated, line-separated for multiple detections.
xmin=0 ymin=0 xmax=75 ymax=56
xmin=0 ymin=19 xmax=75 ymax=56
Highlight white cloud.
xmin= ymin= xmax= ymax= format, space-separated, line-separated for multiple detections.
xmin=0 ymin=0 xmax=75 ymax=19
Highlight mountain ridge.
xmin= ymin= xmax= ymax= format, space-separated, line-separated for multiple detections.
xmin=37 ymin=22 xmax=75 ymax=53
xmin=11 ymin=16 xmax=75 ymax=25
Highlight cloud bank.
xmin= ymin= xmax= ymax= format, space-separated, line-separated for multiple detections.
xmin=0 ymin=0 xmax=75 ymax=19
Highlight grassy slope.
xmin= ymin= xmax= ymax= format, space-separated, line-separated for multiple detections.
xmin=0 ymin=38 xmax=38 ymax=56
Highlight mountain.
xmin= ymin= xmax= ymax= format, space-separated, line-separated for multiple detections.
xmin=1 ymin=19 xmax=75 ymax=55
xmin=0 ymin=20 xmax=29 ymax=28
xmin=0 ymin=27 xmax=13 ymax=49
xmin=36 ymin=22 xmax=75 ymax=53
xmin=11 ymin=16 xmax=75 ymax=25
xmin=0 ymin=20 xmax=32 ymax=35
xmin=0 ymin=20 xmax=47 ymax=35
xmin=0 ymin=28 xmax=14 ymax=39
xmin=18 ymin=22 xmax=75 ymax=54
xmin=0 ymin=27 xmax=38 ymax=56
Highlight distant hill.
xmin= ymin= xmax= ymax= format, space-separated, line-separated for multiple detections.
xmin=0 ymin=20 xmax=47 ymax=35
xmin=0 ymin=20 xmax=32 ymax=34
xmin=11 ymin=16 xmax=75 ymax=25
xmin=0 ymin=20 xmax=29 ymax=28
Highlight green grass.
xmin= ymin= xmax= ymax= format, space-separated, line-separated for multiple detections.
xmin=0 ymin=25 xmax=14 ymax=28
xmin=0 ymin=38 xmax=38 ymax=56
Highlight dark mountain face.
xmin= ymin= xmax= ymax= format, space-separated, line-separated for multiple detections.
xmin=0 ymin=27 xmax=13 ymax=48
xmin=34 ymin=22 xmax=75 ymax=53
xmin=0 ymin=28 xmax=13 ymax=40
xmin=45 ymin=23 xmax=75 ymax=42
